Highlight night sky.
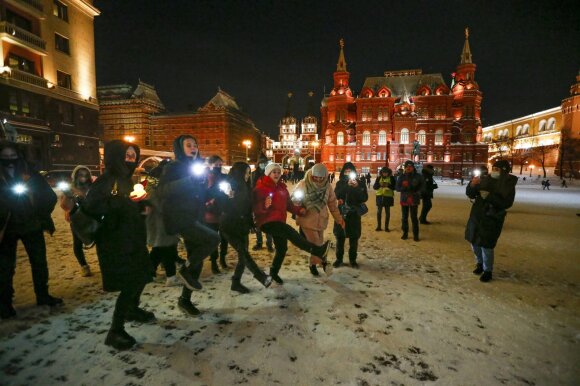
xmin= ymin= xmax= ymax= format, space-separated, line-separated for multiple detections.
xmin=94 ymin=0 xmax=579 ymax=137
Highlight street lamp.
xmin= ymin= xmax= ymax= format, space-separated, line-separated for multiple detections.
xmin=242 ymin=140 xmax=252 ymax=161
xmin=312 ymin=141 xmax=319 ymax=163
xmin=124 ymin=135 xmax=135 ymax=143
xmin=529 ymin=164 xmax=534 ymax=177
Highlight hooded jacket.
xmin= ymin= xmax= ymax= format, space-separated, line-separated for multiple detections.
xmin=82 ymin=140 xmax=150 ymax=292
xmin=157 ymin=135 xmax=207 ymax=235
xmin=294 ymin=175 xmax=342 ymax=232
xmin=333 ymin=162 xmax=368 ymax=239
xmin=60 ymin=165 xmax=93 ymax=222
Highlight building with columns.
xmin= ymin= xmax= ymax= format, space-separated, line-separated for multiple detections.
xmin=481 ymin=72 xmax=580 ymax=178
xmin=272 ymin=91 xmax=321 ymax=169
xmin=320 ymin=31 xmax=488 ymax=177
xmin=0 ymin=0 xmax=101 ymax=172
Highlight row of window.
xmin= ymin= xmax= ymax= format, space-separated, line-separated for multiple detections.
xmin=6 ymin=53 xmax=71 ymax=89
xmin=482 ymin=117 xmax=557 ymax=141
xmin=7 ymin=91 xmax=73 ymax=123
xmin=335 ymin=129 xmax=445 ymax=146
xmin=360 ymin=107 xmax=390 ymax=121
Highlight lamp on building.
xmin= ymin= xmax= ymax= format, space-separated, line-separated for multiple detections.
xmin=243 ymin=139 xmax=252 ymax=161
xmin=124 ymin=135 xmax=136 ymax=143
xmin=529 ymin=164 xmax=534 ymax=177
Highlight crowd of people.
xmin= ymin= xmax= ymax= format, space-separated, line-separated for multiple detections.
xmin=0 ymin=137 xmax=518 ymax=351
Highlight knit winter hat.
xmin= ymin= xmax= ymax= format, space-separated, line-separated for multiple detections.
xmin=404 ymin=160 xmax=414 ymax=168
xmin=265 ymin=162 xmax=282 ymax=176
xmin=311 ymin=163 xmax=328 ymax=178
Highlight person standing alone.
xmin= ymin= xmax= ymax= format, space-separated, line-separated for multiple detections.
xmin=419 ymin=164 xmax=437 ymax=225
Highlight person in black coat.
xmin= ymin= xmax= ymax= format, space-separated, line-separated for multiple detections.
xmin=80 ymin=140 xmax=154 ymax=350
xmin=396 ymin=160 xmax=425 ymax=241
xmin=0 ymin=140 xmax=61 ymax=319
xmin=220 ymin=162 xmax=272 ymax=293
xmin=465 ymin=160 xmax=517 ymax=282
xmin=158 ymin=135 xmax=220 ymax=316
xmin=203 ymin=155 xmax=229 ymax=274
xmin=251 ymin=153 xmax=274 ymax=252
xmin=419 ymin=164 xmax=437 ymax=224
xmin=333 ymin=162 xmax=368 ymax=269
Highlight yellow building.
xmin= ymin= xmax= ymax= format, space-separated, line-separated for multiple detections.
xmin=0 ymin=0 xmax=100 ymax=172
xmin=482 ymin=72 xmax=580 ymax=178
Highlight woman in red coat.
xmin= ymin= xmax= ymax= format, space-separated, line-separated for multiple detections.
xmin=253 ymin=163 xmax=330 ymax=284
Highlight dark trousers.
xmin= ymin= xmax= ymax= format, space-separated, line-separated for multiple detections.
xmin=70 ymin=225 xmax=87 ymax=267
xmin=206 ymin=223 xmax=228 ymax=262
xmin=401 ymin=205 xmax=419 ymax=236
xmin=222 ymin=231 xmax=266 ymax=282
xmin=111 ymin=282 xmax=145 ymax=331
xmin=149 ymin=245 xmax=179 ymax=277
xmin=179 ymin=221 xmax=220 ymax=299
xmin=420 ymin=197 xmax=432 ymax=222
xmin=335 ymin=235 xmax=359 ymax=263
xmin=377 ymin=204 xmax=391 ymax=229
xmin=255 ymin=229 xmax=273 ymax=248
xmin=0 ymin=229 xmax=49 ymax=305
xmin=261 ymin=222 xmax=316 ymax=275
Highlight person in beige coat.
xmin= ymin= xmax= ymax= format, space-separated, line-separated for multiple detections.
xmin=293 ymin=164 xmax=344 ymax=276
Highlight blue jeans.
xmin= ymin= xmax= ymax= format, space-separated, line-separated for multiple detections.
xmin=471 ymin=244 xmax=494 ymax=272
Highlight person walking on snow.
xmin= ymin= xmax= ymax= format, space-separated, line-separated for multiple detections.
xmin=251 ymin=153 xmax=274 ymax=252
xmin=203 ymin=155 xmax=229 ymax=274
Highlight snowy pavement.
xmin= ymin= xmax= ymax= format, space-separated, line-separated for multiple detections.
xmin=0 ymin=184 xmax=579 ymax=385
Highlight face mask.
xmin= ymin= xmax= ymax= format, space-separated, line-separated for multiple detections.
xmin=0 ymin=159 xmax=17 ymax=168
xmin=259 ymin=163 xmax=266 ymax=170
xmin=490 ymin=171 xmax=501 ymax=179
xmin=125 ymin=161 xmax=137 ymax=170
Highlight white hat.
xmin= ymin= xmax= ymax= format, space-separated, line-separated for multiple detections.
xmin=265 ymin=162 xmax=282 ymax=176
xmin=311 ymin=163 xmax=328 ymax=178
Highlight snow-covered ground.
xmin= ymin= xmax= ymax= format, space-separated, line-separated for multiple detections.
xmin=1 ymin=183 xmax=579 ymax=385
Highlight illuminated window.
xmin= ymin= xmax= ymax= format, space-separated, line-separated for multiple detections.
xmin=539 ymin=120 xmax=546 ymax=132
xmin=378 ymin=130 xmax=387 ymax=145
xmin=53 ymin=0 xmax=68 ymax=22
xmin=400 ymin=128 xmax=409 ymax=144
xmin=547 ymin=117 xmax=556 ymax=130
xmin=435 ymin=130 xmax=443 ymax=145
xmin=516 ymin=125 xmax=522 ymax=136
xmin=378 ymin=107 xmax=389 ymax=121
xmin=522 ymin=124 xmax=530 ymax=135
xmin=362 ymin=131 xmax=370 ymax=146
xmin=55 ymin=34 xmax=70 ymax=54
xmin=418 ymin=130 xmax=426 ymax=145
xmin=337 ymin=132 xmax=344 ymax=145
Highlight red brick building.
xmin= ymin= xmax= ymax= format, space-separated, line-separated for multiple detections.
xmin=321 ymin=30 xmax=488 ymax=177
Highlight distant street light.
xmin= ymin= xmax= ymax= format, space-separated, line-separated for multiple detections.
xmin=243 ymin=139 xmax=252 ymax=161
xmin=312 ymin=141 xmax=319 ymax=163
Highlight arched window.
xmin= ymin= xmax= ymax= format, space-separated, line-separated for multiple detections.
xmin=547 ymin=117 xmax=556 ymax=130
xmin=434 ymin=129 xmax=444 ymax=145
xmin=539 ymin=119 xmax=546 ymax=132
xmin=337 ymin=132 xmax=344 ymax=145
xmin=378 ymin=130 xmax=387 ymax=145
xmin=362 ymin=131 xmax=371 ymax=146
xmin=522 ymin=124 xmax=530 ymax=135
xmin=400 ymin=128 xmax=409 ymax=144
xmin=516 ymin=125 xmax=522 ymax=136
xmin=417 ymin=130 xmax=426 ymax=145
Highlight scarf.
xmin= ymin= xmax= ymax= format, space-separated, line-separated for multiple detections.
xmin=302 ymin=169 xmax=329 ymax=212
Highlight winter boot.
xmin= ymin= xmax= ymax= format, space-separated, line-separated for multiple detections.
xmin=36 ymin=294 xmax=64 ymax=307
xmin=231 ymin=279 xmax=250 ymax=294
xmin=178 ymin=296 xmax=201 ymax=316
xmin=266 ymin=243 xmax=275 ymax=253
xmin=309 ymin=265 xmax=320 ymax=276
xmin=254 ymin=271 xmax=272 ymax=288
xmin=105 ymin=328 xmax=136 ymax=350
xmin=375 ymin=226 xmax=382 ymax=231
xmin=211 ymin=259 xmax=221 ymax=274
xmin=480 ymin=271 xmax=493 ymax=282
xmin=401 ymin=232 xmax=408 ymax=240
xmin=177 ymin=265 xmax=202 ymax=290
xmin=270 ymin=272 xmax=284 ymax=285
xmin=473 ymin=264 xmax=484 ymax=275
xmin=0 ymin=303 xmax=16 ymax=319
xmin=125 ymin=307 xmax=156 ymax=323
xmin=350 ymin=260 xmax=359 ymax=269
xmin=81 ymin=265 xmax=92 ymax=277
xmin=413 ymin=234 xmax=420 ymax=242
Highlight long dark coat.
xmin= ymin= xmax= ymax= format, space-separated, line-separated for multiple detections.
xmin=82 ymin=141 xmax=150 ymax=292
xmin=464 ymin=173 xmax=517 ymax=249
xmin=220 ymin=178 xmax=253 ymax=238
xmin=333 ymin=162 xmax=368 ymax=239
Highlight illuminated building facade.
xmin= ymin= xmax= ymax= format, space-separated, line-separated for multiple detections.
xmin=0 ymin=0 xmax=100 ymax=172
xmin=482 ymin=72 xmax=580 ymax=178
xmin=320 ymin=31 xmax=488 ymax=177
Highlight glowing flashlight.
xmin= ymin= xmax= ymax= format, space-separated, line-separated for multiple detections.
xmin=191 ymin=163 xmax=205 ymax=176
xmin=473 ymin=169 xmax=481 ymax=177
xmin=349 ymin=172 xmax=357 ymax=180
xmin=130 ymin=183 xmax=147 ymax=199
xmin=293 ymin=190 xmax=304 ymax=200
xmin=57 ymin=181 xmax=70 ymax=191
xmin=12 ymin=183 xmax=27 ymax=195
xmin=218 ymin=181 xmax=231 ymax=194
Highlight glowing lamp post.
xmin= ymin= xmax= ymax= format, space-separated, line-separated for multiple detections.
xmin=312 ymin=141 xmax=319 ymax=163
xmin=529 ymin=164 xmax=534 ymax=177
xmin=243 ymin=140 xmax=252 ymax=161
